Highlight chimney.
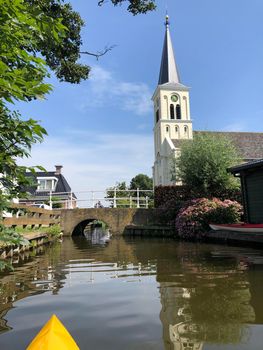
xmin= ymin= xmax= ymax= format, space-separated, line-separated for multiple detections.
xmin=55 ymin=165 xmax=63 ymax=175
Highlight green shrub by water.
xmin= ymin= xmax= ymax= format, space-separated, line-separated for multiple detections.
xmin=14 ymin=224 xmax=62 ymax=237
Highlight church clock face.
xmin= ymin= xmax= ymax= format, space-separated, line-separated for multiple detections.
xmin=171 ymin=94 xmax=178 ymax=102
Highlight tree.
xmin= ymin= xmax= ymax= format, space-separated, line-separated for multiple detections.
xmin=130 ymin=174 xmax=153 ymax=192
xmin=21 ymin=0 xmax=156 ymax=83
xmin=105 ymin=181 xmax=130 ymax=207
xmin=173 ymin=133 xmax=241 ymax=198
xmin=98 ymin=0 xmax=156 ymax=15
xmin=130 ymin=174 xmax=153 ymax=203
xmin=105 ymin=175 xmax=153 ymax=207
xmin=0 ymin=0 xmax=63 ymax=254
xmin=0 ymin=0 xmax=66 ymax=211
xmin=24 ymin=0 xmax=90 ymax=83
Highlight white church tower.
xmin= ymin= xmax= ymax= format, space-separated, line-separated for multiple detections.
xmin=153 ymin=15 xmax=193 ymax=186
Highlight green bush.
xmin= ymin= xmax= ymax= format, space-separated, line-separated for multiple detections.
xmin=175 ymin=198 xmax=242 ymax=239
xmin=44 ymin=225 xmax=62 ymax=237
xmin=173 ymin=133 xmax=241 ymax=199
xmin=14 ymin=224 xmax=62 ymax=237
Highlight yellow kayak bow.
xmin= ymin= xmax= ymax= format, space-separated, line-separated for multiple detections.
xmin=26 ymin=314 xmax=80 ymax=350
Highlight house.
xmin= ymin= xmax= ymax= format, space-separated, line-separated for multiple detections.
xmin=153 ymin=15 xmax=263 ymax=186
xmin=229 ymin=160 xmax=263 ymax=224
xmin=21 ymin=165 xmax=77 ymax=209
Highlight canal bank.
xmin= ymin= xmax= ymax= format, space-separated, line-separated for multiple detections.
xmin=0 ymin=229 xmax=62 ymax=259
xmin=124 ymin=225 xmax=176 ymax=238
xmin=206 ymin=229 xmax=263 ymax=246
xmin=1 ymin=205 xmax=62 ymax=261
xmin=124 ymin=224 xmax=263 ymax=247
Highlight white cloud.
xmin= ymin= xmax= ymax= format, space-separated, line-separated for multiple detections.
xmin=222 ymin=121 xmax=247 ymax=132
xmin=80 ymin=66 xmax=152 ymax=116
xmin=19 ymin=131 xmax=153 ymax=193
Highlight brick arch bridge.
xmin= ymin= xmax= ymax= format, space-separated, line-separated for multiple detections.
xmin=60 ymin=208 xmax=160 ymax=236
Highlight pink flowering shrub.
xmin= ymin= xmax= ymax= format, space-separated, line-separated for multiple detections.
xmin=175 ymin=198 xmax=242 ymax=239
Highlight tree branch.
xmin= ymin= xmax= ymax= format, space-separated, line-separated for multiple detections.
xmin=80 ymin=45 xmax=116 ymax=60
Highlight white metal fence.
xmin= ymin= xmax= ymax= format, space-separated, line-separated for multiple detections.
xmin=20 ymin=189 xmax=154 ymax=209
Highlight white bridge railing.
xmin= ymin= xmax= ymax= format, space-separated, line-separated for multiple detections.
xmin=21 ymin=189 xmax=154 ymax=209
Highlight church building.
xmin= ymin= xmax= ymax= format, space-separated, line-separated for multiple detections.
xmin=153 ymin=15 xmax=263 ymax=186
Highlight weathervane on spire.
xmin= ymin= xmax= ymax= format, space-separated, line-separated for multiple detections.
xmin=165 ymin=13 xmax=170 ymax=27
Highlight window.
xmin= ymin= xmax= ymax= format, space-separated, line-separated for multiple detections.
xmin=37 ymin=178 xmax=57 ymax=191
xmin=38 ymin=180 xmax=46 ymax=190
xmin=156 ymin=109 xmax=159 ymax=123
xmin=176 ymin=104 xmax=181 ymax=119
xmin=170 ymin=104 xmax=175 ymax=119
xmin=175 ymin=125 xmax=180 ymax=138
xmin=166 ymin=126 xmax=169 ymax=132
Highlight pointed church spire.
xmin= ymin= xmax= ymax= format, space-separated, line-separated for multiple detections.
xmin=158 ymin=15 xmax=181 ymax=85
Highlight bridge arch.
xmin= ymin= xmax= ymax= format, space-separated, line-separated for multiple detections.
xmin=60 ymin=208 xmax=160 ymax=236
xmin=72 ymin=218 xmax=108 ymax=236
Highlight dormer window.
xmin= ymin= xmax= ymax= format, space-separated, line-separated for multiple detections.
xmin=37 ymin=177 xmax=58 ymax=191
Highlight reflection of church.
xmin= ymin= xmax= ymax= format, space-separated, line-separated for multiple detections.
xmin=153 ymin=15 xmax=263 ymax=186
xmin=169 ymin=324 xmax=203 ymax=350
xmin=159 ymin=283 xmax=204 ymax=350
xmin=151 ymin=242 xmax=256 ymax=349
xmin=160 ymin=282 xmax=203 ymax=350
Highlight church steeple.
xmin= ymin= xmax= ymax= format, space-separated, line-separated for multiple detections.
xmin=158 ymin=15 xmax=180 ymax=85
xmin=153 ymin=14 xmax=193 ymax=186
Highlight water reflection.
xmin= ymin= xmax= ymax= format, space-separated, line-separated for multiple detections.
xmin=124 ymin=240 xmax=263 ymax=348
xmin=156 ymin=244 xmax=255 ymax=349
xmin=0 ymin=237 xmax=263 ymax=349
xmin=84 ymin=227 xmax=112 ymax=245
xmin=0 ymin=244 xmax=64 ymax=334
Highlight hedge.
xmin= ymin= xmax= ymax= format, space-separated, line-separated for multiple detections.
xmin=154 ymin=185 xmax=242 ymax=208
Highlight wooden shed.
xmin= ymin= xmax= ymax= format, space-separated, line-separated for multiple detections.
xmin=229 ymin=160 xmax=263 ymax=224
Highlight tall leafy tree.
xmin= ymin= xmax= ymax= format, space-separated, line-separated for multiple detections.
xmin=130 ymin=174 xmax=153 ymax=191
xmin=24 ymin=0 xmax=90 ymax=83
xmin=105 ymin=182 xmax=130 ymax=207
xmin=130 ymin=174 xmax=153 ymax=200
xmin=0 ymin=0 xmax=67 ymax=252
xmin=105 ymin=175 xmax=153 ymax=207
xmin=173 ymin=133 xmax=241 ymax=198
xmin=0 ymin=0 xmax=66 ymax=213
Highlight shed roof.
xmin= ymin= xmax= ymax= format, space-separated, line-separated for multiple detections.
xmin=228 ymin=159 xmax=263 ymax=174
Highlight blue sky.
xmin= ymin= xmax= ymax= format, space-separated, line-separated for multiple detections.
xmin=19 ymin=0 xmax=263 ymax=191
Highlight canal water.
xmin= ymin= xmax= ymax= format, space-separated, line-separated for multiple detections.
xmin=1 ymin=234 xmax=263 ymax=349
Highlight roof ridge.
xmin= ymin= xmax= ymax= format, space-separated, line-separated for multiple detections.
xmin=194 ymin=130 xmax=263 ymax=134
